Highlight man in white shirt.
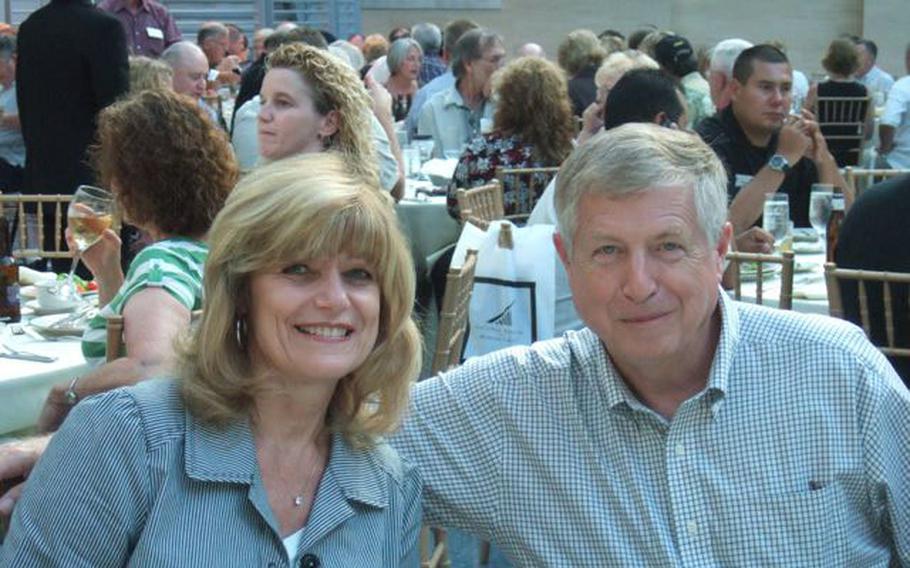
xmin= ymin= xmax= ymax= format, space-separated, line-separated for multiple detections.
xmin=0 ymin=36 xmax=24 ymax=193
xmin=416 ymin=28 xmax=503 ymax=158
xmin=879 ymin=45 xmax=910 ymax=169
xmin=856 ymin=39 xmax=894 ymax=102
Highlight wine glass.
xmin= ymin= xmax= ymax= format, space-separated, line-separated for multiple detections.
xmin=809 ymin=185 xmax=834 ymax=242
xmin=762 ymin=193 xmax=790 ymax=251
xmin=62 ymin=185 xmax=115 ymax=295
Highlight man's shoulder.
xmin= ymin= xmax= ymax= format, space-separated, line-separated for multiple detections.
xmin=891 ymin=75 xmax=910 ymax=92
xmin=696 ymin=112 xmax=729 ymax=147
xmin=414 ymin=328 xmax=602 ymax=399
xmin=735 ymin=302 xmax=883 ymax=364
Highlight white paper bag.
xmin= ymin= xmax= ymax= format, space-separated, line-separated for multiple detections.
xmin=452 ymin=221 xmax=556 ymax=359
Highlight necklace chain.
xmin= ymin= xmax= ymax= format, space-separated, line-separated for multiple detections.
xmin=291 ymin=434 xmax=326 ymax=507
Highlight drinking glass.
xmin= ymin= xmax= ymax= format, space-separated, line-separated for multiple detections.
xmin=809 ymin=185 xmax=834 ymax=241
xmin=63 ymin=185 xmax=114 ymax=293
xmin=762 ymin=193 xmax=790 ymax=250
xmin=412 ymin=135 xmax=434 ymax=163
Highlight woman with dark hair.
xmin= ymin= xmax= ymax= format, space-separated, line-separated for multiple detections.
xmin=446 ymin=56 xmax=575 ymax=219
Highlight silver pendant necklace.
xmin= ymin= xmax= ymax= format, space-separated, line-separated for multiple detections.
xmin=292 ymin=435 xmax=327 ymax=508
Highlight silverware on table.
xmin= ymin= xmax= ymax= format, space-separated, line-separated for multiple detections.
xmin=0 ymin=341 xmax=58 ymax=363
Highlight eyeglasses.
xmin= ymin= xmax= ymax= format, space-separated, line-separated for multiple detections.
xmin=480 ymin=54 xmax=505 ymax=65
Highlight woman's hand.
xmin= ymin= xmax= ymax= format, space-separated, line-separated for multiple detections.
xmin=0 ymin=436 xmax=50 ymax=521
xmin=66 ymin=227 xmax=123 ymax=304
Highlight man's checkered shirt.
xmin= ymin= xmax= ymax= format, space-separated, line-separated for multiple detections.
xmin=393 ymin=292 xmax=910 ymax=566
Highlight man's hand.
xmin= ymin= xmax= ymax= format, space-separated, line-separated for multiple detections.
xmin=0 ymin=436 xmax=50 ymax=520
xmin=777 ymin=118 xmax=811 ymax=166
xmin=579 ymin=101 xmax=604 ymax=143
xmin=734 ymin=227 xmax=775 ymax=254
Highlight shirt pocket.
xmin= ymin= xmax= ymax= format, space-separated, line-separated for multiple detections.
xmin=710 ymin=482 xmax=849 ymax=566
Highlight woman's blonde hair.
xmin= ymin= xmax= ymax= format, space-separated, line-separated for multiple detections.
xmin=128 ymin=55 xmax=173 ymax=95
xmin=557 ymin=29 xmax=606 ymax=76
xmin=266 ymin=43 xmax=379 ymax=185
xmin=179 ymin=152 xmax=421 ymax=447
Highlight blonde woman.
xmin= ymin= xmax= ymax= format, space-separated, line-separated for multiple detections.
xmin=2 ymin=153 xmax=422 ymax=566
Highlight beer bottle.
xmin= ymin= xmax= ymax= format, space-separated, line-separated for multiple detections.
xmin=826 ymin=192 xmax=846 ymax=263
xmin=0 ymin=214 xmax=20 ymax=323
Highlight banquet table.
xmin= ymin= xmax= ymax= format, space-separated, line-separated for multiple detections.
xmin=0 ymin=321 xmax=91 ymax=436
xmin=727 ymin=242 xmax=830 ymax=315
xmin=395 ymin=181 xmax=461 ymax=277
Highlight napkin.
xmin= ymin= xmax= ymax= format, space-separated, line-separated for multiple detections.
xmin=19 ymin=267 xmax=57 ymax=285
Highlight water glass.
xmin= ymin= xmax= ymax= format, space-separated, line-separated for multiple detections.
xmin=809 ymin=185 xmax=834 ymax=240
xmin=762 ymin=193 xmax=790 ymax=249
xmin=403 ymin=147 xmax=421 ymax=178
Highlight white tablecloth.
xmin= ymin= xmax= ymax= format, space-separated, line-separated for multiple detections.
xmin=0 ymin=322 xmax=91 ymax=435
xmin=395 ymin=189 xmax=461 ymax=276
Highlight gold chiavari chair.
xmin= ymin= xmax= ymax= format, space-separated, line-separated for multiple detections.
xmin=814 ymin=95 xmax=869 ymax=167
xmin=419 ymin=248 xmax=479 ymax=568
xmin=0 ymin=193 xmax=74 ymax=259
xmin=456 ymin=181 xmax=504 ymax=229
xmin=825 ymin=263 xmax=910 ymax=359
xmin=725 ymin=250 xmax=795 ymax=310
xmin=843 ymin=167 xmax=910 ymax=197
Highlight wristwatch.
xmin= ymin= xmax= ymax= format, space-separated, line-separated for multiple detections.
xmin=63 ymin=376 xmax=81 ymax=406
xmin=767 ymin=154 xmax=791 ymax=174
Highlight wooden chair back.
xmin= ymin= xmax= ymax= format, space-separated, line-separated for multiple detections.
xmin=825 ymin=263 xmax=910 ymax=358
xmin=843 ymin=167 xmax=910 ymax=197
xmin=431 ymin=249 xmax=478 ymax=374
xmin=814 ymin=95 xmax=869 ymax=166
xmin=456 ymin=181 xmax=504 ymax=229
xmin=725 ymin=250 xmax=795 ymax=310
xmin=105 ymin=309 xmax=203 ymax=363
xmin=0 ymin=193 xmax=74 ymax=259
xmin=494 ymin=166 xmax=559 ymax=222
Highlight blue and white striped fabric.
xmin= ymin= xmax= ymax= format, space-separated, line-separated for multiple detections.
xmin=2 ymin=379 xmax=422 ymax=567
xmin=392 ymin=292 xmax=910 ymax=566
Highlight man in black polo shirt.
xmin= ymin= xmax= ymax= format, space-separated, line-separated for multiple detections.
xmin=697 ymin=45 xmax=850 ymax=246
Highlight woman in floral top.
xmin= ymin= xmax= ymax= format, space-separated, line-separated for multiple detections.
xmin=446 ymin=56 xmax=575 ymax=220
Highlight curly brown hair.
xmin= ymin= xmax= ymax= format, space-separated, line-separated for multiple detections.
xmin=92 ymin=90 xmax=238 ymax=237
xmin=492 ymin=56 xmax=575 ymax=164
xmin=267 ymin=43 xmax=378 ymax=185
xmin=822 ymin=38 xmax=860 ymax=77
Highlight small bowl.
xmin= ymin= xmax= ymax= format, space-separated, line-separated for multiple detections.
xmin=35 ymin=281 xmax=81 ymax=311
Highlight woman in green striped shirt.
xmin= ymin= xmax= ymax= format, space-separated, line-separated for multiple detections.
xmin=37 ymin=89 xmax=239 ymax=433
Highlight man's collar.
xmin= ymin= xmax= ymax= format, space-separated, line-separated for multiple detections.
xmin=105 ymin=0 xmax=149 ymax=13
xmin=594 ymin=289 xmax=739 ymax=418
xmin=442 ymin=83 xmax=469 ymax=109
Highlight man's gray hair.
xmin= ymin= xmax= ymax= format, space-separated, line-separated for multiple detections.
xmin=709 ymin=38 xmax=753 ymax=79
xmin=197 ymin=22 xmax=228 ymax=46
xmin=411 ymin=23 xmax=441 ymax=55
xmin=161 ymin=41 xmax=205 ymax=68
xmin=555 ymin=123 xmax=729 ymax=253
xmin=451 ymin=28 xmax=503 ymax=80
xmin=387 ymin=38 xmax=423 ymax=75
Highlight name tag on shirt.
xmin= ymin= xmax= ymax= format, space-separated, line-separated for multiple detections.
xmin=146 ymin=27 xmax=164 ymax=40
xmin=734 ymin=174 xmax=754 ymax=189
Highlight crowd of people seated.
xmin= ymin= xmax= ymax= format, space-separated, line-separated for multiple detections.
xmin=0 ymin=9 xmax=909 ymax=566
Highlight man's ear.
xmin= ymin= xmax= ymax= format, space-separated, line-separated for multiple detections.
xmin=714 ymin=222 xmax=734 ymax=279
xmin=553 ymin=232 xmax=571 ymax=268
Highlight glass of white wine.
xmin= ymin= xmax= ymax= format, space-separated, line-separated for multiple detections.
xmin=63 ymin=185 xmax=114 ymax=295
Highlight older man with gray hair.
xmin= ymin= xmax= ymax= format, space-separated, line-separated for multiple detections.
xmin=393 ymin=123 xmax=910 ymax=564
xmin=707 ymin=37 xmax=753 ymax=111
xmin=411 ymin=22 xmax=444 ymax=86
xmin=417 ymin=28 xmax=504 ymax=157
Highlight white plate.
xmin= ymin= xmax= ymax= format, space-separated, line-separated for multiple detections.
xmin=25 ymin=299 xmax=79 ymax=315
xmin=794 ymin=261 xmax=818 ymax=274
xmin=792 ymin=241 xmax=824 ymax=254
xmin=30 ymin=313 xmax=87 ymax=337
xmin=739 ymin=264 xmax=781 ymax=282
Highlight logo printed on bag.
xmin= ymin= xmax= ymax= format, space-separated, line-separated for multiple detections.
xmin=486 ymin=302 xmax=514 ymax=327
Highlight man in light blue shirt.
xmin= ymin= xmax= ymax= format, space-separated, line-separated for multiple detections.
xmin=394 ymin=124 xmax=910 ymax=565
xmin=405 ymin=19 xmax=477 ymax=138
xmin=415 ymin=28 xmax=503 ymax=157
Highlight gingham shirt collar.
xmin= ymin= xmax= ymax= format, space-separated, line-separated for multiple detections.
xmin=600 ymin=287 xmax=736 ymax=419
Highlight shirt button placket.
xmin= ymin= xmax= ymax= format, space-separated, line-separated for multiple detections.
xmin=299 ymin=553 xmax=320 ymax=568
